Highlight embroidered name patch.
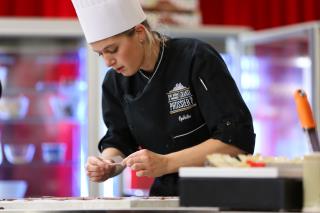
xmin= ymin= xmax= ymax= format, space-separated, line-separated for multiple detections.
xmin=179 ymin=114 xmax=191 ymax=122
xmin=167 ymin=83 xmax=197 ymax=114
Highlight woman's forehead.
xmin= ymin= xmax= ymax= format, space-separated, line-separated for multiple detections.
xmin=91 ymin=35 xmax=124 ymax=49
xmin=91 ymin=35 xmax=118 ymax=45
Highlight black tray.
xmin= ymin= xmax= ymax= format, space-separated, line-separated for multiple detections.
xmin=179 ymin=177 xmax=302 ymax=211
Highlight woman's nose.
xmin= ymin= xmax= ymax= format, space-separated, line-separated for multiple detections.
xmin=104 ymin=57 xmax=116 ymax=67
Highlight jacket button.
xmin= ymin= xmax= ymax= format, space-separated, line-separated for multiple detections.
xmin=226 ymin=121 xmax=231 ymax=126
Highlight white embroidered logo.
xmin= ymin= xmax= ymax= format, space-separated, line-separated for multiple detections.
xmin=179 ymin=114 xmax=191 ymax=122
xmin=167 ymin=83 xmax=197 ymax=114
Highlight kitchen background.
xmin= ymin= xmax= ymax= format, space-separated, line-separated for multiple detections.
xmin=0 ymin=0 xmax=319 ymax=199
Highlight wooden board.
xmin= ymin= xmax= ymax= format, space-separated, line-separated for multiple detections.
xmin=0 ymin=197 xmax=179 ymax=210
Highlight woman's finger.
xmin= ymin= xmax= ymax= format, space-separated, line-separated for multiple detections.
xmin=136 ymin=170 xmax=148 ymax=177
xmin=123 ymin=149 xmax=148 ymax=164
xmin=130 ymin=162 xmax=146 ymax=171
xmin=87 ymin=156 xmax=105 ymax=167
xmin=126 ymin=154 xmax=149 ymax=166
xmin=102 ymin=159 xmax=115 ymax=164
xmin=87 ymin=171 xmax=105 ymax=178
xmin=86 ymin=164 xmax=104 ymax=172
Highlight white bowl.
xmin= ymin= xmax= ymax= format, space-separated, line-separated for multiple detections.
xmin=49 ymin=96 xmax=77 ymax=118
xmin=0 ymin=95 xmax=29 ymax=120
xmin=4 ymin=144 xmax=35 ymax=164
xmin=0 ymin=180 xmax=27 ymax=199
xmin=42 ymin=142 xmax=66 ymax=163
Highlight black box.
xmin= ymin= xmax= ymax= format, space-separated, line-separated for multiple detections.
xmin=179 ymin=177 xmax=302 ymax=211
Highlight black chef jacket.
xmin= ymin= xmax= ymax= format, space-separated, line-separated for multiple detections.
xmin=98 ymin=38 xmax=256 ymax=196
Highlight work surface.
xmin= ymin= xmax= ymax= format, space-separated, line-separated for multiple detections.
xmin=0 ymin=197 xmax=303 ymax=213
xmin=0 ymin=197 xmax=180 ymax=210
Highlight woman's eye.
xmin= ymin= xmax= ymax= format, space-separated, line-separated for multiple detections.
xmin=107 ymin=47 xmax=118 ymax=54
xmin=98 ymin=47 xmax=118 ymax=56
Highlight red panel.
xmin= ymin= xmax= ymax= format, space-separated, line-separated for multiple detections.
xmin=253 ymin=0 xmax=269 ymax=30
xmin=41 ymin=0 xmax=58 ymax=17
xmin=56 ymin=0 xmax=77 ymax=17
xmin=316 ymin=0 xmax=320 ymax=20
xmin=285 ymin=0 xmax=302 ymax=24
xmin=269 ymin=0 xmax=285 ymax=28
xmin=199 ymin=0 xmax=224 ymax=25
xmin=237 ymin=0 xmax=254 ymax=27
xmin=222 ymin=0 xmax=238 ymax=25
xmin=302 ymin=0 xmax=316 ymax=21
xmin=130 ymin=170 xmax=154 ymax=190
xmin=12 ymin=0 xmax=41 ymax=16
xmin=199 ymin=0 xmax=319 ymax=29
xmin=0 ymin=0 xmax=12 ymax=16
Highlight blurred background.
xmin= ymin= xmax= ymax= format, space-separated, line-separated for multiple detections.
xmin=0 ymin=0 xmax=319 ymax=29
xmin=0 ymin=0 xmax=319 ymax=199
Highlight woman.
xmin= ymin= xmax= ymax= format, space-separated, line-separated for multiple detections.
xmin=72 ymin=0 xmax=255 ymax=196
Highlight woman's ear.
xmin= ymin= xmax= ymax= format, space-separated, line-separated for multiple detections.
xmin=134 ymin=24 xmax=147 ymax=43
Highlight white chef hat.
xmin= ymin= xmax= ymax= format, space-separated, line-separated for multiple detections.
xmin=71 ymin=0 xmax=147 ymax=43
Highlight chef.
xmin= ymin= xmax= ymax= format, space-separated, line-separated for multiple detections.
xmin=71 ymin=0 xmax=255 ymax=196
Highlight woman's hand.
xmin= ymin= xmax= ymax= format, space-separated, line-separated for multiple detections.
xmin=122 ymin=149 xmax=169 ymax=177
xmin=85 ymin=156 xmax=116 ymax=182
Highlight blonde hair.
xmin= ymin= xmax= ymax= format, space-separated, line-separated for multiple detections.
xmin=122 ymin=20 xmax=166 ymax=56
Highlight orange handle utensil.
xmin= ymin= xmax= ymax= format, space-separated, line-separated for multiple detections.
xmin=294 ymin=89 xmax=316 ymax=129
xmin=294 ymin=89 xmax=320 ymax=152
